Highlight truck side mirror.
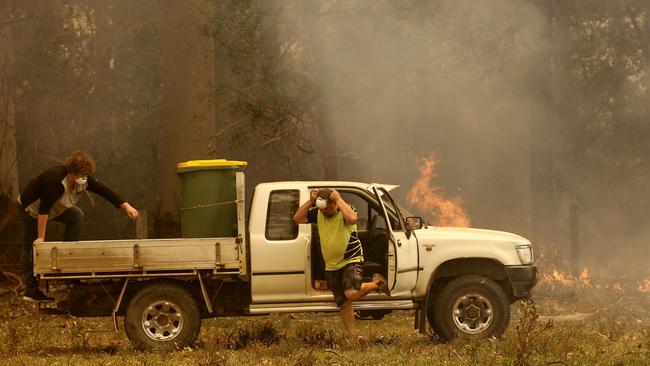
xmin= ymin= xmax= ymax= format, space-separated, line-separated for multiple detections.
xmin=405 ymin=217 xmax=423 ymax=230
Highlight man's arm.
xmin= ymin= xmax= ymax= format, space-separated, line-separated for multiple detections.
xmin=294 ymin=189 xmax=318 ymax=224
xmin=87 ymin=176 xmax=139 ymax=220
xmin=35 ymin=182 xmax=65 ymax=241
xmin=37 ymin=214 xmax=48 ymax=240
xmin=87 ymin=176 xmax=125 ymax=207
xmin=329 ymin=190 xmax=358 ymax=225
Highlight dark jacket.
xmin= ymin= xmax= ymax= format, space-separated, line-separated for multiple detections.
xmin=20 ymin=166 xmax=125 ymax=215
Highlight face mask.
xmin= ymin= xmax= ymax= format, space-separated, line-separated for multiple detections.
xmin=75 ymin=176 xmax=88 ymax=185
xmin=315 ymin=197 xmax=328 ymax=209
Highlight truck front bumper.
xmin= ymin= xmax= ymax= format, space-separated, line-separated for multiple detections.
xmin=505 ymin=265 xmax=538 ymax=299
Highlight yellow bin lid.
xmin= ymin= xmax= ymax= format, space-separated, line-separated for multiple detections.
xmin=176 ymin=159 xmax=248 ymax=172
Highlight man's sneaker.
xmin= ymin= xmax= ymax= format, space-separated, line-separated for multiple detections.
xmin=22 ymin=290 xmax=54 ymax=303
xmin=372 ymin=273 xmax=391 ymax=297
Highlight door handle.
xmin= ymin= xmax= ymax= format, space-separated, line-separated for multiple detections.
xmin=397 ymin=239 xmax=402 ymax=247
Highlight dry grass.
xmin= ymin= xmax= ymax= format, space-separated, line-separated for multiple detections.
xmin=0 ymin=283 xmax=649 ymax=365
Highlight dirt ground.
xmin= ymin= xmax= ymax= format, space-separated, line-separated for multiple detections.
xmin=0 ymin=277 xmax=649 ymax=366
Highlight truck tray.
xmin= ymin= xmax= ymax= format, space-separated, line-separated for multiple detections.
xmin=34 ymin=237 xmax=243 ymax=279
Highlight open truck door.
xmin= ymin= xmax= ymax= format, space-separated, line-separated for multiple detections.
xmin=373 ymin=186 xmax=419 ymax=297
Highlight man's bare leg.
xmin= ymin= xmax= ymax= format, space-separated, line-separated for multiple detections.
xmin=340 ymin=275 xmax=385 ymax=336
xmin=344 ymin=282 xmax=378 ymax=302
xmin=341 ymin=282 xmax=379 ymax=336
xmin=340 ymin=300 xmax=357 ymax=336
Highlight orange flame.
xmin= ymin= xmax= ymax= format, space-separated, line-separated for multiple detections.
xmin=538 ymin=268 xmax=594 ymax=287
xmin=543 ymin=269 xmax=574 ymax=286
xmin=579 ymin=268 xmax=591 ymax=286
xmin=538 ymin=266 xmax=649 ymax=292
xmin=407 ymin=153 xmax=470 ymax=227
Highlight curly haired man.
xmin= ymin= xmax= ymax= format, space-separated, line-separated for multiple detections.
xmin=18 ymin=151 xmax=139 ymax=302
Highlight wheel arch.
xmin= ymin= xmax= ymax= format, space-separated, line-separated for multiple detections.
xmin=421 ymin=257 xmax=514 ymax=335
xmin=425 ymin=257 xmax=511 ymax=300
xmin=119 ymin=277 xmax=202 ymax=315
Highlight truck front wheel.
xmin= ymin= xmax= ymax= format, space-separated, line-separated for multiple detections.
xmin=124 ymin=283 xmax=201 ymax=350
xmin=429 ymin=275 xmax=510 ymax=341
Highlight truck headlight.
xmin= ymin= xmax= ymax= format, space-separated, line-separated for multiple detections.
xmin=516 ymin=244 xmax=534 ymax=265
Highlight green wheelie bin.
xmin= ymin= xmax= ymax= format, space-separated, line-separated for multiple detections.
xmin=176 ymin=159 xmax=247 ymax=238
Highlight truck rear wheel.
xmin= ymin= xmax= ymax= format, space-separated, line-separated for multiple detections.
xmin=429 ymin=275 xmax=510 ymax=341
xmin=124 ymin=283 xmax=201 ymax=350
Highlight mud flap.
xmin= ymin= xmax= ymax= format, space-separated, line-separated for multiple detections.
xmin=414 ymin=302 xmax=427 ymax=333
xmin=112 ymin=279 xmax=129 ymax=332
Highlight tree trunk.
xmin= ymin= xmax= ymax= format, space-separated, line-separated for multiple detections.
xmin=0 ymin=14 xmax=19 ymax=199
xmin=529 ymin=0 xmax=558 ymax=257
xmin=157 ymin=0 xmax=217 ymax=237
xmin=298 ymin=0 xmax=338 ymax=180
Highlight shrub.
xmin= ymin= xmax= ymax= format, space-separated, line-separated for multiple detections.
xmin=294 ymin=323 xmax=336 ymax=348
xmin=512 ymin=299 xmax=553 ymax=366
xmin=222 ymin=320 xmax=283 ymax=349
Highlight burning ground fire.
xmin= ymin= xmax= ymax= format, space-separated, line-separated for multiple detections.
xmin=639 ymin=279 xmax=650 ymax=292
xmin=541 ymin=268 xmax=593 ymax=287
xmin=539 ymin=267 xmax=650 ymax=293
xmin=405 ymin=151 xmax=650 ymax=293
xmin=406 ymin=152 xmax=470 ymax=227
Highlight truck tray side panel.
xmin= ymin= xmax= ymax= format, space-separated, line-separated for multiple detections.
xmin=34 ymin=237 xmax=241 ymax=278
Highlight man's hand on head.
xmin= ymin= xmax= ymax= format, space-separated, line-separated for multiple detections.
xmin=310 ymin=189 xmax=319 ymax=203
xmin=331 ymin=189 xmax=357 ymax=224
xmin=329 ymin=189 xmax=341 ymax=204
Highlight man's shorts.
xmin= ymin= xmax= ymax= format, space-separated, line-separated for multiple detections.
xmin=325 ymin=262 xmax=363 ymax=307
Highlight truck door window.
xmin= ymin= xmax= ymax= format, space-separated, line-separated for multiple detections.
xmin=339 ymin=190 xmax=388 ymax=232
xmin=378 ymin=190 xmax=405 ymax=231
xmin=265 ymin=190 xmax=299 ymax=240
xmin=338 ymin=190 xmax=389 ymax=280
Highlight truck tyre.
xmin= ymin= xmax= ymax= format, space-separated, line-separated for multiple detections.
xmin=124 ymin=283 xmax=201 ymax=351
xmin=429 ymin=275 xmax=510 ymax=341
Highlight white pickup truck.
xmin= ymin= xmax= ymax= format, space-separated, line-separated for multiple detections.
xmin=34 ymin=172 xmax=537 ymax=350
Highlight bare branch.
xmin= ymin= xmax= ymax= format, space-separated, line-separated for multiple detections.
xmin=1 ymin=271 xmax=23 ymax=296
xmin=212 ymin=120 xmax=247 ymax=139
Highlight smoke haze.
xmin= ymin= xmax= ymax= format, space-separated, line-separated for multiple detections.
xmin=257 ymin=0 xmax=649 ymax=274
xmin=2 ymin=0 xmax=649 ymax=276
xmin=268 ymin=0 xmax=547 ymax=234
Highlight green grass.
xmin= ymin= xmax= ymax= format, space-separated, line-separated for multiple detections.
xmin=1 ymin=284 xmax=650 ymax=365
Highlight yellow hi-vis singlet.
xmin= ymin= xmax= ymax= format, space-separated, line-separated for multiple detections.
xmin=317 ymin=209 xmax=364 ymax=271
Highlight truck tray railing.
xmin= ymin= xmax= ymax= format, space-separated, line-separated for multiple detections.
xmin=37 ymin=268 xmax=241 ymax=280
xmin=34 ymin=237 xmax=242 ymax=280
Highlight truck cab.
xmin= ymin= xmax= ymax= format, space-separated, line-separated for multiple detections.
xmin=249 ymin=182 xmax=419 ymax=307
xmin=248 ymin=181 xmax=537 ymax=339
